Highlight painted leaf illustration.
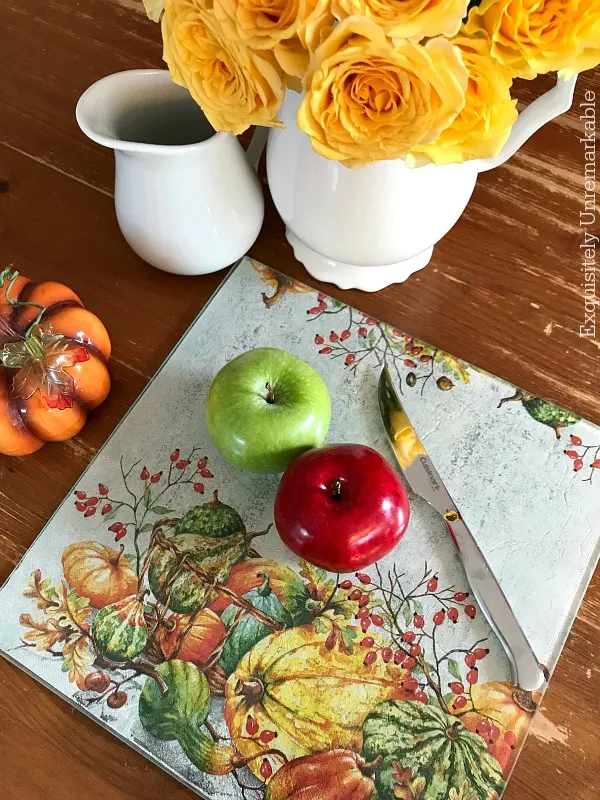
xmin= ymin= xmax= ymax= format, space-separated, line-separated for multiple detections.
xmin=251 ymin=260 xmax=311 ymax=307
xmin=23 ymin=569 xmax=58 ymax=611
xmin=435 ymin=351 xmax=470 ymax=385
xmin=19 ymin=613 xmax=70 ymax=651
xmin=6 ymin=334 xmax=89 ymax=409
xmin=340 ymin=625 xmax=357 ymax=654
xmin=298 ymin=560 xmax=336 ymax=603
xmin=447 ymin=659 xmax=462 ymax=682
xmin=62 ymin=635 xmax=95 ymax=690
xmin=47 ymin=581 xmax=92 ymax=633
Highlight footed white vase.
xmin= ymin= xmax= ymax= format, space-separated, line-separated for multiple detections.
xmin=266 ymin=79 xmax=577 ymax=292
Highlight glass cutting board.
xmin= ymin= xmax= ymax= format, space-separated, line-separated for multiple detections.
xmin=1 ymin=257 xmax=599 ymax=800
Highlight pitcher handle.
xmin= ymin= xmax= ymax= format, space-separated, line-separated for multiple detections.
xmin=245 ymin=126 xmax=269 ymax=171
xmin=477 ymin=74 xmax=578 ymax=173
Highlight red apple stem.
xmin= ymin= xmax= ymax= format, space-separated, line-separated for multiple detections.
xmin=331 ymin=479 xmax=343 ymax=501
xmin=264 ymin=383 xmax=275 ymax=404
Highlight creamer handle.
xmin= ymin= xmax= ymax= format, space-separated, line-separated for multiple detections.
xmin=245 ymin=126 xmax=269 ymax=171
xmin=477 ymin=74 xmax=578 ymax=173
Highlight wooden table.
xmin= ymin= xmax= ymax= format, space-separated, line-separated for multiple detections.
xmin=1 ymin=1 xmax=598 ymax=796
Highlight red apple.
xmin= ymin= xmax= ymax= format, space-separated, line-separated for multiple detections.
xmin=274 ymin=444 xmax=410 ymax=572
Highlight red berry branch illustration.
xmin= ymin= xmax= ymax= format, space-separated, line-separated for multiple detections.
xmin=306 ymin=294 xmax=470 ymax=394
xmin=564 ymin=434 xmax=600 ymax=484
xmin=73 ymin=446 xmax=213 ymax=571
xmin=336 ymin=563 xmax=488 ymax=714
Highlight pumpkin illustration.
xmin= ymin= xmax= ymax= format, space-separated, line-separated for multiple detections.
xmin=174 ymin=490 xmax=246 ymax=539
xmin=362 ymin=699 xmax=505 ymax=800
xmin=148 ymin=529 xmax=267 ymax=614
xmin=62 ymin=541 xmax=137 ymax=608
xmin=156 ymin=609 xmax=227 ymax=664
xmin=265 ymin=750 xmax=378 ymax=800
xmin=92 ymin=594 xmax=148 ymax=660
xmin=454 ymin=681 xmax=539 ymax=779
xmin=219 ymin=573 xmax=293 ymax=675
xmin=139 ymin=660 xmax=211 ymax=741
xmin=224 ymin=624 xmax=411 ymax=779
xmin=0 ymin=269 xmax=111 ymax=456
xmin=209 ymin=558 xmax=311 ymax=625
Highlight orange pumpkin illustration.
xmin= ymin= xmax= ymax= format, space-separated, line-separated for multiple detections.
xmin=62 ymin=541 xmax=137 ymax=608
xmin=0 ymin=269 xmax=111 ymax=456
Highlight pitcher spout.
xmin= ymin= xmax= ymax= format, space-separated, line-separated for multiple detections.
xmin=76 ymin=69 xmax=217 ymax=153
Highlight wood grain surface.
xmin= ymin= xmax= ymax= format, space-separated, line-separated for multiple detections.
xmin=0 ymin=0 xmax=599 ymax=796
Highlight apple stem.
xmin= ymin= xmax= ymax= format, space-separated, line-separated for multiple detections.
xmin=264 ymin=382 xmax=275 ymax=404
xmin=331 ymin=479 xmax=343 ymax=501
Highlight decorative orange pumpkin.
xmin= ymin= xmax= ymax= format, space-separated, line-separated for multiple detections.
xmin=62 ymin=541 xmax=137 ymax=608
xmin=455 ymin=681 xmax=540 ymax=779
xmin=156 ymin=609 xmax=228 ymax=664
xmin=0 ymin=269 xmax=111 ymax=456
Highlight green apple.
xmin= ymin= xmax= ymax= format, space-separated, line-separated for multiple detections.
xmin=206 ymin=348 xmax=331 ymax=473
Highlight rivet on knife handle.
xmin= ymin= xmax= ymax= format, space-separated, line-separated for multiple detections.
xmin=378 ymin=366 xmax=546 ymax=692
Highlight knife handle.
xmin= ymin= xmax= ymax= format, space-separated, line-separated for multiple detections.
xmin=445 ymin=516 xmax=546 ymax=692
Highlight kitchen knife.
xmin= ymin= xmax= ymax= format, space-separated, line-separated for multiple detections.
xmin=378 ymin=365 xmax=546 ymax=692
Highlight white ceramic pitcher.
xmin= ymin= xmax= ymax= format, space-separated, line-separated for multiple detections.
xmin=267 ymin=76 xmax=578 ymax=292
xmin=77 ymin=70 xmax=266 ymax=276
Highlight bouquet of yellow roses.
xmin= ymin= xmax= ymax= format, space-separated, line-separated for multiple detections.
xmin=143 ymin=0 xmax=599 ymax=167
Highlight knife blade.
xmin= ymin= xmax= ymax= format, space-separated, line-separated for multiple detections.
xmin=378 ymin=366 xmax=546 ymax=692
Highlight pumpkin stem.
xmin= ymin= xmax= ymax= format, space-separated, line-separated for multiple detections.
xmin=0 ymin=268 xmax=47 ymax=339
xmin=236 ymin=678 xmax=265 ymax=704
xmin=109 ymin=543 xmax=125 ymax=567
xmin=136 ymin=587 xmax=151 ymax=604
xmin=256 ymin=572 xmax=272 ymax=598
xmin=209 ymin=490 xmax=221 ymax=508
xmin=445 ymin=722 xmax=462 ymax=741
xmin=359 ymin=755 xmax=382 ymax=776
xmin=497 ymin=388 xmax=524 ymax=409
xmin=247 ymin=524 xmax=273 ymax=542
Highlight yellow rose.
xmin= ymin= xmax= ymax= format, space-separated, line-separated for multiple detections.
xmin=408 ymin=35 xmax=518 ymax=166
xmin=331 ymin=0 xmax=469 ymax=39
xmin=297 ymin=17 xmax=468 ymax=167
xmin=465 ymin=0 xmax=600 ymax=79
xmin=142 ymin=0 xmax=164 ymax=22
xmin=215 ymin=0 xmax=333 ymax=80
xmin=162 ymin=0 xmax=285 ymax=135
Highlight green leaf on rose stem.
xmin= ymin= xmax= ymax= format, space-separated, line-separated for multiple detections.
xmin=368 ymin=329 xmax=377 ymax=348
xmin=411 ymin=662 xmax=424 ymax=675
xmin=151 ymin=505 xmax=175 ymax=515
xmin=330 ymin=298 xmax=344 ymax=310
xmin=380 ymin=611 xmax=395 ymax=627
xmin=142 ymin=485 xmax=152 ymax=509
xmin=403 ymin=603 xmax=412 ymax=627
xmin=412 ymin=599 xmax=424 ymax=616
xmin=312 ymin=616 xmax=328 ymax=634
xmin=139 ymin=523 xmax=154 ymax=533
xmin=447 ymin=658 xmax=462 ymax=682
xmin=340 ymin=626 xmax=357 ymax=654
xmin=123 ymin=554 xmax=136 ymax=566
